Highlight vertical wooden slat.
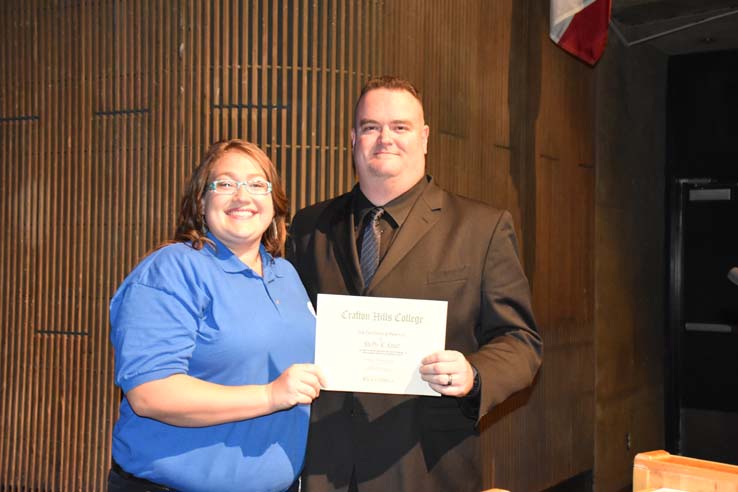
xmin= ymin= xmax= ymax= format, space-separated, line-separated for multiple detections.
xmin=0 ymin=1 xmax=6 ymax=476
xmin=227 ymin=0 xmax=236 ymax=140
xmin=99 ymin=3 xmax=114 ymax=487
xmin=181 ymin=0 xmax=192 ymax=178
xmin=0 ymin=1 xmax=8 ymax=477
xmin=217 ymin=0 xmax=226 ymax=140
xmin=13 ymin=2 xmax=25 ymax=486
xmin=152 ymin=0 xmax=163 ymax=247
xmin=88 ymin=1 xmax=100 ymax=484
xmin=243 ymin=0 xmax=251 ymax=142
xmin=173 ymin=0 xmax=183 ymax=230
xmin=60 ymin=5 xmax=72 ymax=485
xmin=57 ymin=7 xmax=69 ymax=483
xmin=12 ymin=1 xmax=24 ymax=483
xmin=102 ymin=6 xmax=119 ymax=491
xmin=84 ymin=2 xmax=97 ymax=488
xmin=327 ymin=0 xmax=337 ymax=197
xmin=34 ymin=6 xmax=46 ymax=483
xmin=69 ymin=6 xmax=83 ymax=489
xmin=11 ymin=1 xmax=25 ymax=488
xmin=258 ymin=0 xmax=264 ymax=151
xmin=77 ymin=4 xmax=90 ymax=488
xmin=279 ymin=0 xmax=289 ymax=207
xmin=308 ymin=1 xmax=318 ymax=204
xmin=270 ymin=0 xmax=279 ymax=164
xmin=211 ymin=0 xmax=220 ymax=140
xmin=133 ymin=2 xmax=144 ymax=250
xmin=236 ymin=0 xmax=244 ymax=141
xmin=28 ymin=0 xmax=42 ymax=486
xmin=314 ymin=0 xmax=322 ymax=200
xmin=175 ymin=0 xmax=183 ymax=234
xmin=335 ymin=0 xmax=346 ymax=195
xmin=289 ymin=0 xmax=299 ymax=210
xmin=199 ymin=1 xmax=210 ymax=151
xmin=184 ymin=0 xmax=193 ymax=168
xmin=163 ymin=1 xmax=174 ymax=236
xmin=258 ymin=0 xmax=267 ymax=151
xmin=299 ymin=0 xmax=308 ymax=209
xmin=48 ymin=4 xmax=61 ymax=489
xmin=347 ymin=0 xmax=357 ymax=195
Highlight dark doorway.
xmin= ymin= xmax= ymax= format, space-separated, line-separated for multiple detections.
xmin=666 ymin=50 xmax=738 ymax=465
xmin=668 ymin=179 xmax=738 ymax=464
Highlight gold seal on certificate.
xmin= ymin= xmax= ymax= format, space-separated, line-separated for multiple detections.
xmin=315 ymin=293 xmax=448 ymax=397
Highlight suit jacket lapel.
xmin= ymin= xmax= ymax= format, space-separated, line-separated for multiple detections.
xmin=327 ymin=196 xmax=364 ymax=295
xmin=370 ymin=181 xmax=444 ymax=289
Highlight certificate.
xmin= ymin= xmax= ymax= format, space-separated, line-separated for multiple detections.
xmin=315 ymin=293 xmax=447 ymax=397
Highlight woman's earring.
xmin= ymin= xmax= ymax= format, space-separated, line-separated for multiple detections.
xmin=202 ymin=216 xmax=209 ymax=234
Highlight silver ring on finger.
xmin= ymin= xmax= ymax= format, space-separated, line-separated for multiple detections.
xmin=446 ymin=374 xmax=453 ymax=386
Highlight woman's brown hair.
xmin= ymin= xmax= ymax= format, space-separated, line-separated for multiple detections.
xmin=173 ymin=139 xmax=289 ymax=257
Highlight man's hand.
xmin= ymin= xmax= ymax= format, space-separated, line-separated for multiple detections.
xmin=419 ymin=350 xmax=475 ymax=397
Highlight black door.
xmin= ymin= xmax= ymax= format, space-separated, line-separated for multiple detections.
xmin=667 ymin=179 xmax=738 ymax=464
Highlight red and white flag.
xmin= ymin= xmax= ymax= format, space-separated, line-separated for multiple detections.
xmin=550 ymin=0 xmax=612 ymax=65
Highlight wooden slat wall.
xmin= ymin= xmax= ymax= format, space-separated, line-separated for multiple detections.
xmin=0 ymin=1 xmax=379 ymax=490
xmin=378 ymin=1 xmax=596 ymax=491
xmin=1 ymin=1 xmax=597 ymax=491
xmin=594 ymin=37 xmax=667 ymax=492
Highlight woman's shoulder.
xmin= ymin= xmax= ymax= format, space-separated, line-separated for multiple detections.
xmin=144 ymin=241 xmax=210 ymax=265
xmin=124 ymin=242 xmax=214 ymax=287
xmin=271 ymin=256 xmax=306 ymax=282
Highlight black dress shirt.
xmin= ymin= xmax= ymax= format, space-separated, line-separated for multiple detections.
xmin=353 ymin=176 xmax=429 ymax=265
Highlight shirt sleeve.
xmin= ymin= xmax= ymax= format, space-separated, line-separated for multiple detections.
xmin=110 ymin=281 xmax=201 ymax=393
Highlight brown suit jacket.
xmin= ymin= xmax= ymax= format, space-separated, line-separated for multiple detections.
xmin=288 ymin=178 xmax=542 ymax=492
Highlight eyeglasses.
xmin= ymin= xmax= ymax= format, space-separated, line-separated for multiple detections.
xmin=207 ymin=178 xmax=273 ymax=196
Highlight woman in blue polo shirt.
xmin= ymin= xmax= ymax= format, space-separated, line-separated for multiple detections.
xmin=108 ymin=139 xmax=324 ymax=492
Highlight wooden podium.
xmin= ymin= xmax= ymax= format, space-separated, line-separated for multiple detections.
xmin=633 ymin=450 xmax=738 ymax=492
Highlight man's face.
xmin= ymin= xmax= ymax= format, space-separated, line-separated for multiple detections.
xmin=351 ymin=88 xmax=429 ymax=189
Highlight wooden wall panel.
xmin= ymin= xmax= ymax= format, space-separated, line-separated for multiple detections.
xmin=531 ymin=19 xmax=597 ymax=487
xmin=0 ymin=1 xmax=379 ymax=490
xmin=594 ymin=36 xmax=667 ymax=492
xmin=378 ymin=1 xmax=596 ymax=491
xmin=1 ymin=1 xmax=598 ymax=491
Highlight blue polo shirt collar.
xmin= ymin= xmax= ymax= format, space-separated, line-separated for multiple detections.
xmin=205 ymin=232 xmax=283 ymax=280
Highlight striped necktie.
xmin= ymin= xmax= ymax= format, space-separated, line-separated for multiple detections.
xmin=360 ymin=207 xmax=385 ymax=287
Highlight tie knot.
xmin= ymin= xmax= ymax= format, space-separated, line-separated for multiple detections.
xmin=368 ymin=207 xmax=385 ymax=223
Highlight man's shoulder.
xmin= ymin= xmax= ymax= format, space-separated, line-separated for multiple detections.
xmin=290 ymin=192 xmax=352 ymax=232
xmin=433 ymin=185 xmax=508 ymax=224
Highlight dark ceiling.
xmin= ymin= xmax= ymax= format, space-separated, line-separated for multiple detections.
xmin=611 ymin=0 xmax=738 ymax=54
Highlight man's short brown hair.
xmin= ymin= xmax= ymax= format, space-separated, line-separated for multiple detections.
xmin=353 ymin=75 xmax=423 ymax=128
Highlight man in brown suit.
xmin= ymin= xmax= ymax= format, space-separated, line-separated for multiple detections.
xmin=288 ymin=76 xmax=542 ymax=492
